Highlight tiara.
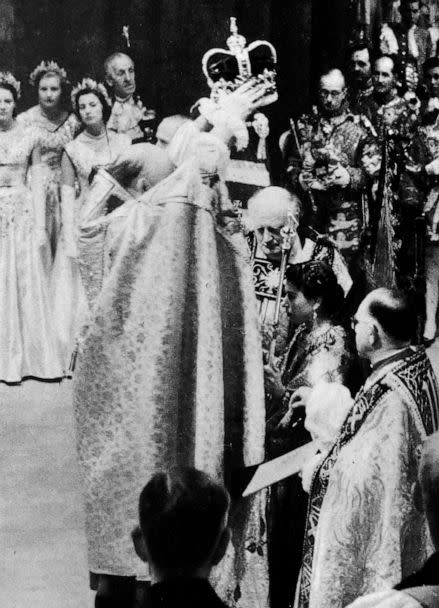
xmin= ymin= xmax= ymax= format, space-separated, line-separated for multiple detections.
xmin=29 ymin=60 xmax=68 ymax=86
xmin=71 ymin=78 xmax=112 ymax=110
xmin=0 ymin=72 xmax=21 ymax=98
xmin=202 ymin=17 xmax=277 ymax=105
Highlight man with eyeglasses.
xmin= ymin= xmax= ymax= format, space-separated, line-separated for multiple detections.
xmin=286 ymin=68 xmax=375 ymax=285
xmin=296 ymin=287 xmax=439 ymax=608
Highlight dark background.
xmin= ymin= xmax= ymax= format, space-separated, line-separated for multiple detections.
xmin=0 ymin=0 xmax=368 ymax=132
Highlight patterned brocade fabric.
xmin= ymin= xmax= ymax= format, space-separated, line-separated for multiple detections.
xmin=73 ymin=149 xmax=269 ymax=607
xmin=17 ymin=108 xmax=80 ymax=255
xmin=289 ymin=109 xmax=373 ymax=260
xmin=297 ymin=347 xmax=439 ymax=608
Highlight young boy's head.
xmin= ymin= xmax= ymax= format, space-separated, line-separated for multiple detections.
xmin=132 ymin=468 xmax=231 ymax=580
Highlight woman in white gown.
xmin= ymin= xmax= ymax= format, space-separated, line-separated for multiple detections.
xmin=51 ymin=78 xmax=131 ymax=370
xmin=0 ymin=72 xmax=62 ymax=383
xmin=17 ymin=60 xmax=80 ymax=262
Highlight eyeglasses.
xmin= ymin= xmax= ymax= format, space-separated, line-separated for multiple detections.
xmin=320 ymin=89 xmax=344 ymax=98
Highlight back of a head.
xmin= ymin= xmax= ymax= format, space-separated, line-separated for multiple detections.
xmin=247 ymin=186 xmax=301 ymax=231
xmin=366 ymin=288 xmax=417 ymax=344
xmin=156 ymin=115 xmax=189 ymax=148
xmin=423 ymin=55 xmax=439 ymax=75
xmin=139 ymin=468 xmax=230 ymax=571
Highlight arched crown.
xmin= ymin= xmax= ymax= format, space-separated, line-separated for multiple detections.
xmin=201 ymin=17 xmax=277 ymax=105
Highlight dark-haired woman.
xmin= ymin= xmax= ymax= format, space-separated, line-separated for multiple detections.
xmin=17 ymin=61 xmax=80 ymax=261
xmin=0 ymin=72 xmax=62 ymax=382
xmin=51 ymin=79 xmax=131 ymax=369
xmin=264 ymin=260 xmax=360 ymax=608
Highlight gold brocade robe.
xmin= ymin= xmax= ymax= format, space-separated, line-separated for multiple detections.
xmin=297 ymin=346 xmax=439 ymax=608
xmin=73 ymin=129 xmax=268 ymax=608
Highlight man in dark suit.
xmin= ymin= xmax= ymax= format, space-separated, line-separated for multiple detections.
xmin=131 ymin=469 xmax=232 ymax=608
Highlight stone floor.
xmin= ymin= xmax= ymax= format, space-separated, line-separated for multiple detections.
xmin=0 ymin=379 xmax=94 ymax=608
xmin=2 ymin=343 xmax=439 ymax=608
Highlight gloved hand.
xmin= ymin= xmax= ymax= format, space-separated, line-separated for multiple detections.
xmin=217 ymin=80 xmax=267 ymax=121
xmin=327 ymin=165 xmax=351 ymax=188
xmin=298 ymin=171 xmax=314 ymax=191
xmin=425 ymin=158 xmax=439 ymax=176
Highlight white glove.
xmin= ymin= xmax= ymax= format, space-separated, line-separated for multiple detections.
xmin=298 ymin=171 xmax=314 ymax=191
xmin=327 ymin=165 xmax=351 ymax=188
xmin=61 ymin=185 xmax=78 ymax=258
xmin=425 ymin=158 xmax=439 ymax=176
xmin=217 ymin=80 xmax=267 ymax=121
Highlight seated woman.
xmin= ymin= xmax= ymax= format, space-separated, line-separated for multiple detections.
xmin=263 ymin=260 xmax=360 ymax=608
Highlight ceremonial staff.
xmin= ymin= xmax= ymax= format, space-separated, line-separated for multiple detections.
xmin=122 ymin=25 xmax=130 ymax=48
xmin=267 ymin=211 xmax=297 ymax=366
xmin=289 ymin=118 xmax=317 ymax=216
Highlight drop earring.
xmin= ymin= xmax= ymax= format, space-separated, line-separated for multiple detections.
xmin=312 ymin=305 xmax=318 ymax=322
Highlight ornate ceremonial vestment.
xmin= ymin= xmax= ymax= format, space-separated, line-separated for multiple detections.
xmin=73 ymin=125 xmax=268 ymax=608
xmin=297 ymin=346 xmax=439 ymax=608
xmin=107 ymin=94 xmax=155 ymax=142
xmin=266 ymin=320 xmax=359 ymax=608
xmin=289 ymin=108 xmax=373 ymax=268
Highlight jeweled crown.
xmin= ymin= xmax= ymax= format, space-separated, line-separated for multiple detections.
xmin=0 ymin=72 xmax=21 ymax=98
xmin=202 ymin=17 xmax=277 ymax=104
xmin=29 ymin=60 xmax=68 ymax=86
xmin=71 ymin=78 xmax=112 ymax=110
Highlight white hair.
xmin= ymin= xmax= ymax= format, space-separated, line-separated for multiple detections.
xmin=104 ymin=52 xmax=134 ymax=78
xmin=247 ymin=186 xmax=301 ymax=231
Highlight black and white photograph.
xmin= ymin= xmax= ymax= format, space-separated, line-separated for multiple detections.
xmin=1 ymin=1 xmax=439 ymax=607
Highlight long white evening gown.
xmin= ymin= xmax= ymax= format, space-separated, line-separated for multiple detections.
xmin=51 ymin=129 xmax=131 ymax=370
xmin=0 ymin=123 xmax=62 ymax=382
xmin=17 ymin=106 xmax=80 ymax=261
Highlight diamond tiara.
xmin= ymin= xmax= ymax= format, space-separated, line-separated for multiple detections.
xmin=29 ymin=60 xmax=68 ymax=86
xmin=71 ymin=78 xmax=112 ymax=110
xmin=0 ymin=72 xmax=21 ymax=98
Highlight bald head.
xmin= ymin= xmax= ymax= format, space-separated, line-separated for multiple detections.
xmin=247 ymin=187 xmax=300 ymax=231
xmin=104 ymin=52 xmax=133 ymax=77
xmin=359 ymin=288 xmax=416 ymax=345
xmin=320 ymin=69 xmax=346 ymax=91
xmin=156 ymin=115 xmax=189 ymax=149
xmin=319 ymin=69 xmax=347 ymax=115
